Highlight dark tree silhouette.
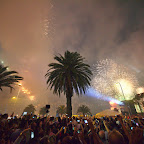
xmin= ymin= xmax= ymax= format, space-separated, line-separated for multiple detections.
xmin=45 ymin=51 xmax=92 ymax=117
xmin=77 ymin=105 xmax=91 ymax=116
xmin=0 ymin=64 xmax=23 ymax=91
xmin=56 ymin=105 xmax=66 ymax=116
xmin=23 ymin=104 xmax=36 ymax=114
xmin=39 ymin=106 xmax=48 ymax=116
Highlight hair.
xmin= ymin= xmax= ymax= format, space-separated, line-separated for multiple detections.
xmin=99 ymin=130 xmax=105 ymax=140
xmin=2 ymin=114 xmax=8 ymax=119
xmin=39 ymin=136 xmax=49 ymax=144
xmin=108 ymin=129 xmax=125 ymax=144
xmin=62 ymin=136 xmax=73 ymax=144
xmin=19 ymin=119 xmax=27 ymax=129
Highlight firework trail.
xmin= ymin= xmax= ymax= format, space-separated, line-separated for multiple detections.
xmin=41 ymin=0 xmax=55 ymax=39
xmin=92 ymin=59 xmax=139 ymax=101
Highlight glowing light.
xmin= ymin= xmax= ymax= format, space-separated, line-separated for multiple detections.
xmin=20 ymin=85 xmax=34 ymax=99
xmin=1 ymin=61 xmax=4 ymax=64
xmin=18 ymin=83 xmax=22 ymax=86
xmin=12 ymin=96 xmax=16 ymax=99
xmin=85 ymin=87 xmax=123 ymax=105
xmin=109 ymin=101 xmax=115 ymax=105
xmin=29 ymin=96 xmax=34 ymax=101
xmin=136 ymin=87 xmax=144 ymax=94
xmin=25 ymin=90 xmax=28 ymax=92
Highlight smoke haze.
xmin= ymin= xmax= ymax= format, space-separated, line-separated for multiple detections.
xmin=0 ymin=0 xmax=144 ymax=115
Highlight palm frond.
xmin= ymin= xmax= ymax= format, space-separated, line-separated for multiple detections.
xmin=0 ymin=64 xmax=23 ymax=92
xmin=45 ymin=51 xmax=92 ymax=97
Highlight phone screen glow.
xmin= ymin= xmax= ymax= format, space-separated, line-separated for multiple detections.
xmin=31 ymin=132 xmax=34 ymax=139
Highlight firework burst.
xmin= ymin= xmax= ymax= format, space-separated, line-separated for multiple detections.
xmin=92 ymin=59 xmax=139 ymax=101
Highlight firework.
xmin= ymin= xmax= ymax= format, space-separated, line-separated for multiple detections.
xmin=92 ymin=59 xmax=139 ymax=101
xmin=41 ymin=0 xmax=55 ymax=39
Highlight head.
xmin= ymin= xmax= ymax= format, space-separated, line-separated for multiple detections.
xmin=99 ymin=130 xmax=105 ymax=140
xmin=39 ymin=136 xmax=49 ymax=144
xmin=31 ymin=122 xmax=37 ymax=131
xmin=29 ymin=137 xmax=39 ymax=144
xmin=73 ymin=116 xmax=75 ymax=120
xmin=62 ymin=136 xmax=73 ymax=144
xmin=108 ymin=129 xmax=125 ymax=144
xmin=19 ymin=119 xmax=28 ymax=129
xmin=2 ymin=113 xmax=8 ymax=119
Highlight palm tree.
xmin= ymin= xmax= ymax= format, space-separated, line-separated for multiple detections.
xmin=39 ymin=106 xmax=47 ymax=116
xmin=77 ymin=105 xmax=91 ymax=116
xmin=56 ymin=105 xmax=66 ymax=117
xmin=45 ymin=51 xmax=92 ymax=117
xmin=0 ymin=64 xmax=23 ymax=91
xmin=23 ymin=104 xmax=36 ymax=114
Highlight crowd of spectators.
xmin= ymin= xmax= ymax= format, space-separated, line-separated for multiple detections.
xmin=0 ymin=113 xmax=144 ymax=144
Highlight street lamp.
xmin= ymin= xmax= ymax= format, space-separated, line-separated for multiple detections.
xmin=115 ymin=81 xmax=132 ymax=116
xmin=115 ymin=82 xmax=126 ymax=100
xmin=12 ymin=96 xmax=16 ymax=100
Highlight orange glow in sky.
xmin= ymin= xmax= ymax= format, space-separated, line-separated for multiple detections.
xmin=29 ymin=96 xmax=35 ymax=101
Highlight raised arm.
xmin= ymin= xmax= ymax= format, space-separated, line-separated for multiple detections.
xmin=88 ymin=119 xmax=103 ymax=144
xmin=117 ymin=116 xmax=130 ymax=139
xmin=103 ymin=120 xmax=110 ymax=133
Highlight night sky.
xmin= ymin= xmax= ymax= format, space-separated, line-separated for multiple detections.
xmin=0 ymin=0 xmax=144 ymax=115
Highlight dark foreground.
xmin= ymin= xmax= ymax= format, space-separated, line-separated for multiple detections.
xmin=0 ymin=114 xmax=144 ymax=144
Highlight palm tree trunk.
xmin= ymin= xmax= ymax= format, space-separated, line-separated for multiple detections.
xmin=66 ymin=95 xmax=72 ymax=117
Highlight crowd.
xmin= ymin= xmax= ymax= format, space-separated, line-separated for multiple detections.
xmin=0 ymin=113 xmax=144 ymax=144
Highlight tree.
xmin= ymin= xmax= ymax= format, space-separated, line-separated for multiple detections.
xmin=0 ymin=64 xmax=23 ymax=91
xmin=77 ymin=105 xmax=91 ymax=116
xmin=56 ymin=105 xmax=66 ymax=116
xmin=45 ymin=51 xmax=92 ymax=117
xmin=23 ymin=104 xmax=36 ymax=114
xmin=39 ymin=106 xmax=47 ymax=116
xmin=133 ymin=94 xmax=143 ymax=113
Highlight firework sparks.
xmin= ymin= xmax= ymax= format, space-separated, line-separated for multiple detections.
xmin=41 ymin=0 xmax=55 ymax=39
xmin=92 ymin=59 xmax=139 ymax=101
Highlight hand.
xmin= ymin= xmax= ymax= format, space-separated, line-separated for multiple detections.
xmin=88 ymin=119 xmax=93 ymax=128
xmin=78 ymin=132 xmax=86 ymax=144
xmin=21 ymin=128 xmax=32 ymax=142
xmin=129 ymin=127 xmax=143 ymax=144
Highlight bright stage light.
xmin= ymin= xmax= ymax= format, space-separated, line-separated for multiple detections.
xmin=85 ymin=87 xmax=123 ymax=105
